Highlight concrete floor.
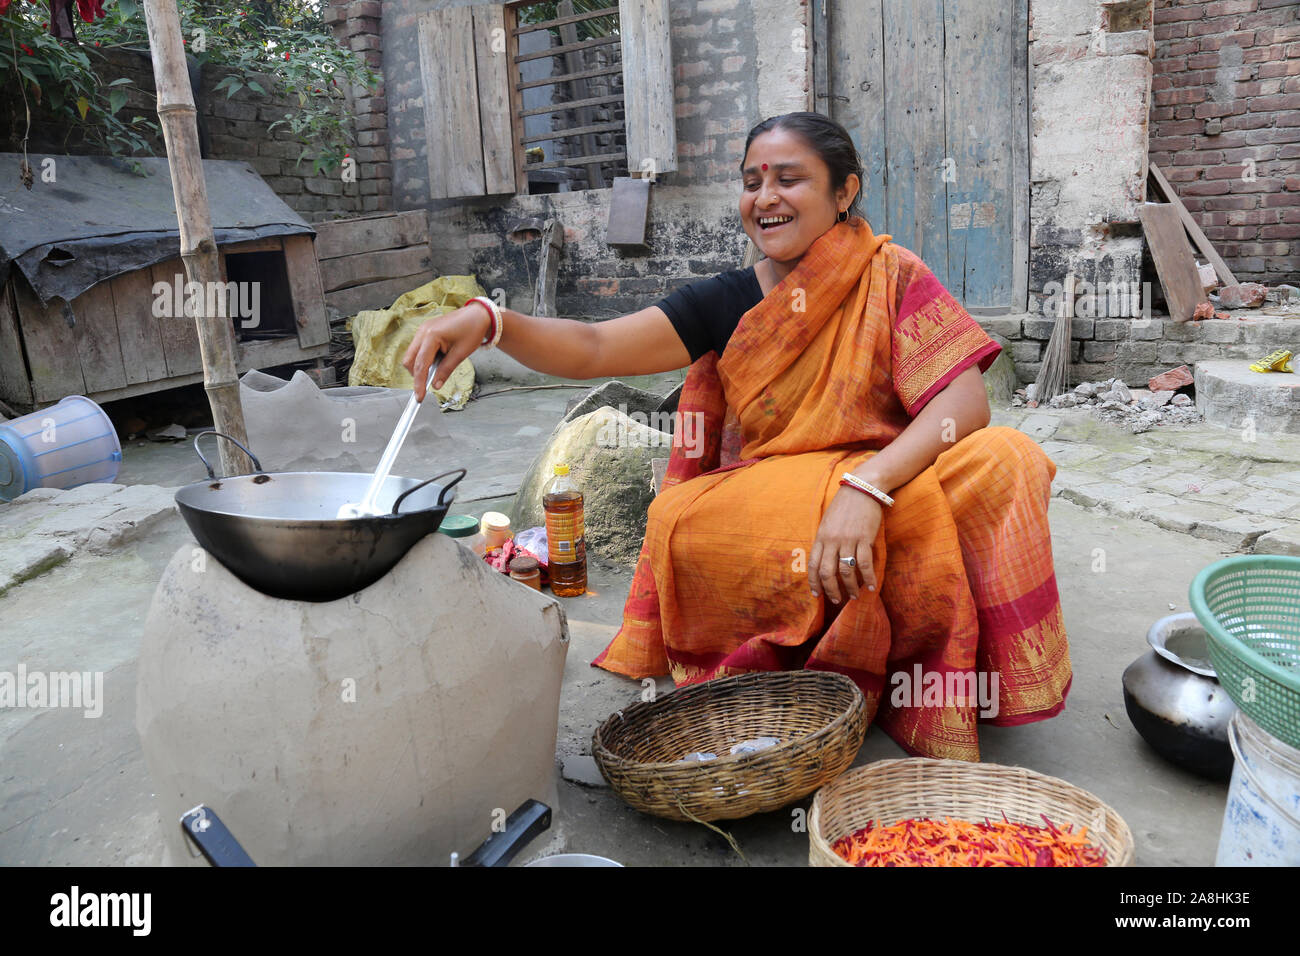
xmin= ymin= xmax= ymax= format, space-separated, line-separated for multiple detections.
xmin=0 ymin=370 xmax=1237 ymax=866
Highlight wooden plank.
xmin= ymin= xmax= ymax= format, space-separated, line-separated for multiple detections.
xmin=282 ymin=234 xmax=331 ymax=348
xmin=0 ymin=282 xmax=33 ymax=409
xmin=419 ymin=7 xmax=487 ymax=199
xmin=515 ymin=63 xmax=622 ymax=92
xmin=942 ymin=0 xmax=1017 ymax=308
xmin=1140 ymin=202 xmax=1204 ymax=323
xmin=619 ymin=0 xmax=677 ymax=174
xmin=314 ymin=211 xmax=429 ymax=261
xmin=521 ymin=120 xmax=624 ymax=145
xmin=534 ymin=220 xmax=565 ymax=316
xmin=108 ymin=269 xmax=170 ymax=386
xmin=70 ymin=280 xmax=128 ymax=394
xmin=884 ymin=0 xmax=949 ymax=283
xmin=324 ymin=274 xmax=430 ymax=319
xmin=1149 ymin=163 xmax=1237 ymax=287
xmin=12 ymin=279 xmax=87 ymax=403
xmin=318 ymin=245 xmax=433 ymax=294
xmin=219 ymin=236 xmax=284 ymax=255
xmin=525 ymin=151 xmax=626 ymax=171
xmin=520 ymin=94 xmax=624 ymax=118
xmin=151 ymin=260 xmax=204 ymax=378
xmin=1011 ymin=0 xmax=1029 ymax=312
xmin=811 ymin=0 xmax=829 ymax=113
xmin=515 ymin=33 xmax=621 ymax=64
xmin=473 ymin=4 xmax=518 ymax=195
xmin=512 ymin=4 xmax=617 ymax=35
xmin=827 ymin=0 xmax=887 ymax=234
xmin=504 ymin=3 xmax=529 ymax=195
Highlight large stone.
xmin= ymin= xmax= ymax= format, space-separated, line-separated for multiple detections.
xmin=136 ymin=533 xmax=568 ymax=866
xmin=513 ymin=407 xmax=669 ymax=566
xmin=982 ymin=348 xmax=1018 ymax=406
xmin=561 ymin=380 xmax=672 ymax=430
xmin=1194 ymin=360 xmax=1300 ymax=435
xmin=1217 ymin=283 xmax=1268 ymax=310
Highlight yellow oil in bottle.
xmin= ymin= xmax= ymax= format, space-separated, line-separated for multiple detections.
xmin=543 ymin=464 xmax=586 ymax=597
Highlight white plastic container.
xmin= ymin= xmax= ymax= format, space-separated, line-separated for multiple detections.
xmin=1215 ymin=711 xmax=1300 ymax=866
xmin=0 ymin=395 xmax=121 ymax=501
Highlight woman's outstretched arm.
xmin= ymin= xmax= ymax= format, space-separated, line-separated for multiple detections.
xmin=403 ymin=302 xmax=692 ymax=401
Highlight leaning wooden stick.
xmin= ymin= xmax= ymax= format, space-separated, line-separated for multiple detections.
xmin=142 ymin=0 xmax=251 ymax=477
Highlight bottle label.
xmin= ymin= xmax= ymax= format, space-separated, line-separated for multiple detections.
xmin=545 ymin=509 xmax=584 ymax=562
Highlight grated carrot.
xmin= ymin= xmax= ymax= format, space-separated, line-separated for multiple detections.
xmin=831 ymin=814 xmax=1107 ymax=867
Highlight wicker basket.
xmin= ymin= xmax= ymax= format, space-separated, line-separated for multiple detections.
xmin=592 ymin=671 xmax=867 ymax=822
xmin=809 ymin=759 xmax=1135 ymax=867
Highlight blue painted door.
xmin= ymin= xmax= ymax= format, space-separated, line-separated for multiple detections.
xmin=814 ymin=0 xmax=1027 ymax=312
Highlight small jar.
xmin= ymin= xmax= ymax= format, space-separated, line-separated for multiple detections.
xmin=438 ymin=514 xmax=486 ymax=557
xmin=481 ymin=511 xmax=513 ymax=552
xmin=508 ymin=555 xmax=542 ymax=591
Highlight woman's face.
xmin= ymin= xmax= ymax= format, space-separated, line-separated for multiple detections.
xmin=739 ymin=127 xmax=859 ymax=265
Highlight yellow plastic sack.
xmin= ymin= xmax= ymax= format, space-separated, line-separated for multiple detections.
xmin=348 ymin=275 xmax=484 ymax=409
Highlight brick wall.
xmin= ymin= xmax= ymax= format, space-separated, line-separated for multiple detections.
xmin=0 ymin=46 xmax=371 ymax=223
xmin=324 ymin=0 xmax=392 ymax=214
xmin=1149 ymin=0 xmax=1300 ymax=284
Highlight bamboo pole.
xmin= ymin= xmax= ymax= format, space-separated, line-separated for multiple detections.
xmin=142 ymin=0 xmax=252 ymax=478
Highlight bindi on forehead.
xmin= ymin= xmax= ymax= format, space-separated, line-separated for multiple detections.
xmin=741 ymin=161 xmax=809 ymax=176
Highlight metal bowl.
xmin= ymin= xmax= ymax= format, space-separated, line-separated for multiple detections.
xmin=1122 ymin=612 xmax=1236 ymax=780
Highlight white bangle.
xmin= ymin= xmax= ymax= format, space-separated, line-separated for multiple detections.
xmin=840 ymin=472 xmax=894 ymax=507
xmin=471 ymin=296 xmax=504 ymax=349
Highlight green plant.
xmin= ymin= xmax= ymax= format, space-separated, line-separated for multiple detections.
xmin=2 ymin=2 xmax=158 ymax=161
xmin=4 ymin=0 xmax=379 ymax=175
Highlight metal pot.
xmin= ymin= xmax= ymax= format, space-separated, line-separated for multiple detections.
xmin=174 ymin=431 xmax=465 ymax=603
xmin=1122 ymin=612 xmax=1236 ymax=780
xmin=455 ymin=800 xmax=622 ymax=868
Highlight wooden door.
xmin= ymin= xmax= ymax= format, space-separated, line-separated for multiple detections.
xmin=813 ymin=0 xmax=1028 ymax=313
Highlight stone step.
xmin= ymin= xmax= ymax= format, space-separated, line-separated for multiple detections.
xmin=1195 ymin=359 xmax=1300 ymax=435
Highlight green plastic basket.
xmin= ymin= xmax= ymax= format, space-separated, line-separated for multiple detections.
xmin=1189 ymin=555 xmax=1300 ymax=750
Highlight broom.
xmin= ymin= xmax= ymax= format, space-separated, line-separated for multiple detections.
xmin=1031 ymin=272 xmax=1074 ymax=406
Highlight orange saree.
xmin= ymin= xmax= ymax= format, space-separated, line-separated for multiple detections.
xmin=593 ymin=217 xmax=1072 ymax=762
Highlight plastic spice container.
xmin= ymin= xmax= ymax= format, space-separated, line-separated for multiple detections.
xmin=438 ymin=514 xmax=486 ymax=556
xmin=508 ymin=555 xmax=542 ymax=591
xmin=481 ymin=511 xmax=513 ymax=552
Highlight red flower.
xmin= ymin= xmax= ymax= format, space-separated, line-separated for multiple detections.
xmin=20 ymin=43 xmax=34 ymax=56
xmin=94 ymin=40 xmax=100 ymax=46
xmin=283 ymin=51 xmax=290 ymax=60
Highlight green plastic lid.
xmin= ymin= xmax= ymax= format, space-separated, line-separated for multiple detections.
xmin=438 ymin=514 xmax=480 ymax=538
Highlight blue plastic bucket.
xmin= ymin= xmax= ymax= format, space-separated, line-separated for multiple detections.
xmin=0 ymin=396 xmax=122 ymax=501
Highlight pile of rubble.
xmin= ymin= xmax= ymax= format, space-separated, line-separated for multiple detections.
xmin=1013 ymin=372 xmax=1203 ymax=434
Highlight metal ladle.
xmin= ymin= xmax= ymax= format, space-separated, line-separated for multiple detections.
xmin=337 ymin=361 xmax=439 ymax=519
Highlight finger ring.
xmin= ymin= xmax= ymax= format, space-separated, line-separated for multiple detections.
xmin=839 ymin=556 xmax=856 ymax=568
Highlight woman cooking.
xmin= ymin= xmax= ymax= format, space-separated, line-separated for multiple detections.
xmin=403 ymin=112 xmax=1071 ymax=762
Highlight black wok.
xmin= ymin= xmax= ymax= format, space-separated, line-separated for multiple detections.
xmin=174 ymin=432 xmax=465 ymax=602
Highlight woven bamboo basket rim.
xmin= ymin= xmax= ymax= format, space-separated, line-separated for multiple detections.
xmin=808 ymin=758 xmax=1136 ymax=867
xmin=593 ymin=671 xmax=862 ymax=770
xmin=592 ymin=670 xmax=868 ymax=822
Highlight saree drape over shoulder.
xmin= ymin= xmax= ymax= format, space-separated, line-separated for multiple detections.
xmin=593 ymin=218 xmax=1072 ymax=762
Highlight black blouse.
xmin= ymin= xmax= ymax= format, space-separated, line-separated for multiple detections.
xmin=655 ymin=267 xmax=764 ymax=363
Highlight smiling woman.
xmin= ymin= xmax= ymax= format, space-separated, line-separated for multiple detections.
xmin=404 ymin=111 xmax=1072 ymax=762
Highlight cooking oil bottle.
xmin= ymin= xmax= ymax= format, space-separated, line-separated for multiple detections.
xmin=543 ymin=463 xmax=586 ymax=596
